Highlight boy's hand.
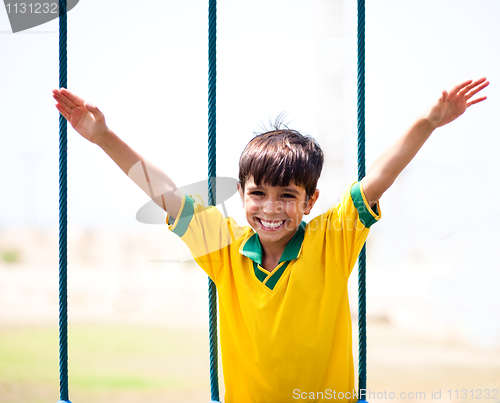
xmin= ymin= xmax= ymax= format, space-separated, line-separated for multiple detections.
xmin=53 ymin=88 xmax=109 ymax=146
xmin=425 ymin=77 xmax=489 ymax=129
xmin=363 ymin=77 xmax=489 ymax=206
xmin=53 ymin=88 xmax=183 ymax=218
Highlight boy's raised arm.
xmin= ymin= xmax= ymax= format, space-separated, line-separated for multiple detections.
xmin=362 ymin=78 xmax=489 ymax=207
xmin=53 ymin=88 xmax=183 ymax=219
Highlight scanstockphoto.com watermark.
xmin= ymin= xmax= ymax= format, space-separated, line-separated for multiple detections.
xmin=292 ymin=388 xmax=499 ymax=400
xmin=133 ymin=174 xmax=377 ymax=231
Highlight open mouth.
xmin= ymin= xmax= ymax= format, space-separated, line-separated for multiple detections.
xmin=256 ymin=218 xmax=286 ymax=231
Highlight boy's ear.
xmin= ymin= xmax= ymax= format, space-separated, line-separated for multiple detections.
xmin=303 ymin=189 xmax=320 ymax=215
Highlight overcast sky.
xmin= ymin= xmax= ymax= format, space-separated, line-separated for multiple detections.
xmin=1 ymin=0 xmax=498 ymax=229
xmin=1 ymin=0 xmax=500 ymax=347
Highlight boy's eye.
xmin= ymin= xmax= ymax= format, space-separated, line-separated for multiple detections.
xmin=282 ymin=193 xmax=295 ymax=198
xmin=250 ymin=191 xmax=264 ymax=196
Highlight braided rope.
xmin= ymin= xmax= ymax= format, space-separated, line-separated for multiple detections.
xmin=207 ymin=0 xmax=220 ymax=401
xmin=58 ymin=1 xmax=71 ymax=402
xmin=357 ymin=0 xmax=368 ymax=399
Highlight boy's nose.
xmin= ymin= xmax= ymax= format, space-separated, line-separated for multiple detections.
xmin=262 ymin=199 xmax=283 ymax=214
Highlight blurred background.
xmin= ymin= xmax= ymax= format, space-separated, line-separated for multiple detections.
xmin=1 ymin=0 xmax=499 ymax=401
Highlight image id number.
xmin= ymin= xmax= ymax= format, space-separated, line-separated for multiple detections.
xmin=448 ymin=389 xmax=499 ymax=400
xmin=6 ymin=3 xmax=58 ymax=14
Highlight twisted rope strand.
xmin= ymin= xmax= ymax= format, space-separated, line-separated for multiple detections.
xmin=357 ymin=0 xmax=368 ymax=398
xmin=208 ymin=0 xmax=220 ymax=401
xmin=58 ymin=0 xmax=71 ymax=402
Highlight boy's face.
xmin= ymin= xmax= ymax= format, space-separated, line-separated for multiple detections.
xmin=237 ymin=177 xmax=319 ymax=245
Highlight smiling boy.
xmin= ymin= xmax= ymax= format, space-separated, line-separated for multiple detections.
xmin=53 ymin=77 xmax=488 ymax=402
xmin=165 ymin=127 xmax=379 ymax=402
xmin=237 ymin=129 xmax=324 ymax=270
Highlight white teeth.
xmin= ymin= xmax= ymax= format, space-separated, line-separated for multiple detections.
xmin=259 ymin=219 xmax=284 ymax=229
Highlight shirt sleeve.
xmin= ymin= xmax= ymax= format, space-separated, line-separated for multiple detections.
xmin=166 ymin=194 xmax=247 ymax=282
xmin=322 ymin=181 xmax=381 ymax=280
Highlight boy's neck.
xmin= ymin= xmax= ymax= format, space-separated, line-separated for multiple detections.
xmin=258 ymin=231 xmax=296 ymax=272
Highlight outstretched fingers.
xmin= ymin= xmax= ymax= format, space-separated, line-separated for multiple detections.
xmin=53 ymin=88 xmax=94 ymax=124
xmin=52 ymin=87 xmax=88 ymax=114
xmin=464 ymin=79 xmax=489 ymax=100
xmin=457 ymin=77 xmax=488 ymax=96
xmin=55 ymin=103 xmax=71 ymax=121
xmin=466 ymin=96 xmax=487 ymax=107
xmin=59 ymin=87 xmax=85 ymax=107
xmin=53 ymin=99 xmax=72 ymax=116
xmin=459 ymin=78 xmax=489 ymax=107
xmin=52 ymin=89 xmax=75 ymax=110
xmin=450 ymin=79 xmax=473 ymax=95
xmin=52 ymin=90 xmax=74 ymax=115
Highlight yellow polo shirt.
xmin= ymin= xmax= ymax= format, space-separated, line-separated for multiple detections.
xmin=167 ymin=181 xmax=380 ymax=403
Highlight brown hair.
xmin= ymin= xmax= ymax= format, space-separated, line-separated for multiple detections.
xmin=238 ymin=129 xmax=324 ymax=197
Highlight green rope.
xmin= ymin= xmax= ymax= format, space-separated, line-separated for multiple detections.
xmin=357 ymin=0 xmax=368 ymax=400
xmin=57 ymin=0 xmax=71 ymax=402
xmin=207 ymin=0 xmax=220 ymax=401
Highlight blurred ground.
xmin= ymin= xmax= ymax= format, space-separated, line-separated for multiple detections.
xmin=0 ymin=227 xmax=499 ymax=403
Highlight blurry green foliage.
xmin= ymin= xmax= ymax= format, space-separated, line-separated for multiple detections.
xmin=1 ymin=250 xmax=20 ymax=263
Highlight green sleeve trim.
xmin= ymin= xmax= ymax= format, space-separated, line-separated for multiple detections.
xmin=170 ymin=195 xmax=195 ymax=237
xmin=350 ymin=182 xmax=379 ymax=229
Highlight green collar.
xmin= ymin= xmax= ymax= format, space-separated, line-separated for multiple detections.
xmin=241 ymin=221 xmax=306 ymax=265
